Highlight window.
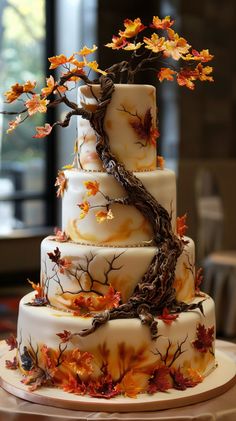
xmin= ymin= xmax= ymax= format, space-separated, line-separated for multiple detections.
xmin=0 ymin=0 xmax=48 ymax=234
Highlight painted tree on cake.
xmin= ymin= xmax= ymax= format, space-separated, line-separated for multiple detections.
xmin=36 ymin=246 xmax=123 ymax=313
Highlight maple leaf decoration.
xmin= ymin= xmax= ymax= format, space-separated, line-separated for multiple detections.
xmin=130 ymin=108 xmax=159 ymax=146
xmin=47 ymin=247 xmax=71 ymax=273
xmin=88 ymin=374 xmax=119 ymax=399
xmin=7 ymin=115 xmax=22 ymax=134
xmin=28 ymin=279 xmax=44 ymax=298
xmin=192 ymin=324 xmax=214 ymax=353
xmin=147 ymin=366 xmax=172 ymax=393
xmin=5 ymin=335 xmax=17 ymax=351
xmin=5 ymin=357 xmax=18 ymax=370
xmin=158 ymin=307 xmax=179 ymax=325
xmin=33 ymin=123 xmax=52 ymax=139
xmin=170 ymin=367 xmax=202 ymax=390
xmin=62 ymin=375 xmax=87 ymax=395
xmin=56 ymin=330 xmax=73 ymax=343
xmin=55 ymin=171 xmax=68 ymax=198
xmin=54 ymin=227 xmax=69 ymax=242
xmin=95 ymin=209 xmax=114 ymax=223
xmin=176 ymin=213 xmax=188 ymax=237
xmin=115 ymin=370 xmax=144 ymax=398
xmin=47 ymin=247 xmax=61 ymax=264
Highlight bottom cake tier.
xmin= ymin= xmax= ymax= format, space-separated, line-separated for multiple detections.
xmin=15 ymin=292 xmax=216 ymax=398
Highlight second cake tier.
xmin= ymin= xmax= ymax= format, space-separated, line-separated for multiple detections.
xmin=41 ymin=236 xmax=196 ymax=312
xmin=62 ymin=168 xmax=176 ymax=246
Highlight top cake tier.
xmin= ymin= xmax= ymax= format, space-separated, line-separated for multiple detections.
xmin=77 ymin=84 xmax=157 ymax=172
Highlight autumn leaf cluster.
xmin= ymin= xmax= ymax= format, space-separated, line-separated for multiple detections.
xmin=2 ymin=15 xmax=213 ymax=139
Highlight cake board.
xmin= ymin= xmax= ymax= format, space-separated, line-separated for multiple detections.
xmin=0 ymin=347 xmax=235 ymax=412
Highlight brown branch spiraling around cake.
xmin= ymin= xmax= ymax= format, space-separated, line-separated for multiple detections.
xmin=78 ymin=74 xmax=204 ymax=339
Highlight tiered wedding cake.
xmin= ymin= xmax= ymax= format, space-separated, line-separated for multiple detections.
xmin=15 ymin=82 xmax=216 ymax=398
xmin=1 ymin=15 xmax=217 ymax=402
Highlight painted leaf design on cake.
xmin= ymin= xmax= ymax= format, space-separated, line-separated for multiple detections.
xmin=5 ymin=335 xmax=17 ymax=350
xmin=5 ymin=356 xmax=18 ymax=370
xmin=193 ymin=324 xmax=214 ymax=353
xmin=158 ymin=307 xmax=179 ymax=325
xmin=147 ymin=365 xmax=172 ymax=393
xmin=130 ymin=108 xmax=158 ymax=146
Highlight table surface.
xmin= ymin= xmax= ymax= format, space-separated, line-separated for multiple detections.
xmin=0 ymin=339 xmax=236 ymax=421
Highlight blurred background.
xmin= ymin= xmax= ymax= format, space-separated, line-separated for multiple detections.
xmin=0 ymin=0 xmax=236 ymax=338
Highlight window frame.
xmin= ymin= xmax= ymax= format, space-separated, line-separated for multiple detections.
xmin=0 ymin=1 xmax=57 ymax=283
xmin=0 ymin=0 xmax=57 ymax=237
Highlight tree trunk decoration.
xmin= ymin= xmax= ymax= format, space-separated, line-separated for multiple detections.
xmin=76 ymin=74 xmax=203 ymax=339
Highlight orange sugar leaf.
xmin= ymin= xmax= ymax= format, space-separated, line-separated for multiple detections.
xmin=119 ymin=18 xmax=146 ymax=38
xmin=176 ymin=213 xmax=188 ymax=237
xmin=33 ymin=123 xmax=52 ymax=138
xmin=84 ymin=180 xmax=99 ymax=196
xmin=95 ymin=209 xmax=114 ymax=223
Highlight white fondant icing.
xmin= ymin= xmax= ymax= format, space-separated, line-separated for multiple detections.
xmin=40 ymin=236 xmax=195 ymax=311
xmin=62 ymin=168 xmax=176 ymax=246
xmin=77 ymin=84 xmax=157 ymax=171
